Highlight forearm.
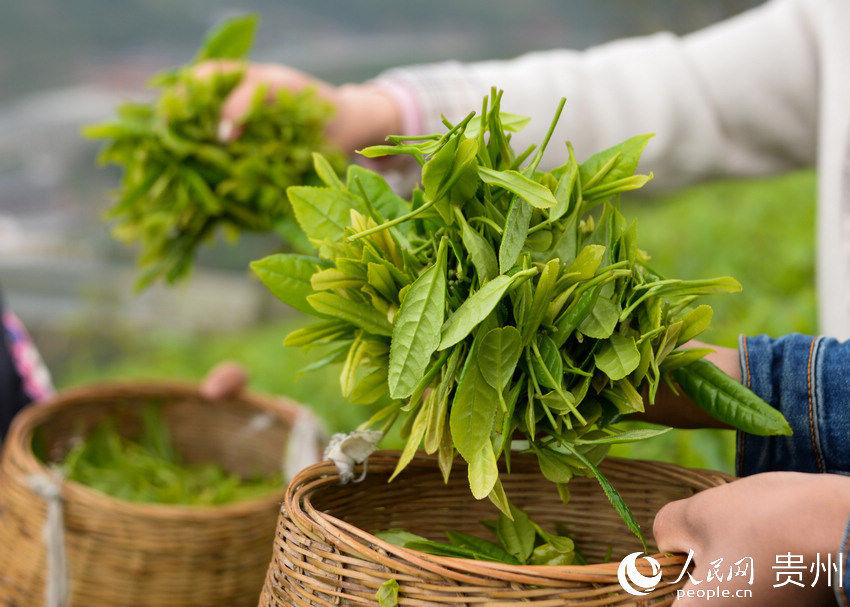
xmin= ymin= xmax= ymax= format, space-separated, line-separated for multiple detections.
xmin=372 ymin=0 xmax=817 ymax=188
xmin=634 ymin=341 xmax=739 ymax=429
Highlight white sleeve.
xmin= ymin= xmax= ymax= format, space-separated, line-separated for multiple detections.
xmin=376 ymin=0 xmax=818 ymax=192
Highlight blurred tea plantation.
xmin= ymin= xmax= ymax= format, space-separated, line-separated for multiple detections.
xmin=55 ymin=169 xmax=817 ymax=475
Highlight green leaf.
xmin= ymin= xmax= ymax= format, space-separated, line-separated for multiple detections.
xmin=390 ymin=398 xmax=431 ymax=481
xmin=445 ymin=531 xmax=520 ymax=565
xmin=347 ymin=165 xmax=409 ymax=220
xmin=450 ymin=337 xmax=499 ymax=460
xmin=464 ymin=112 xmax=530 ymax=137
xmin=677 ymin=304 xmax=713 ymax=344
xmin=579 ymin=134 xmax=653 ymax=191
xmin=477 ymin=167 xmax=558 ymax=209
xmin=283 ymin=320 xmax=349 ymax=347
xmin=376 ymin=579 xmax=399 ymax=607
xmin=660 ymin=347 xmax=715 ymax=371
xmin=456 ymin=210 xmax=498 ymax=282
xmin=375 ymin=529 xmax=428 ymax=547
xmin=388 ymin=243 xmax=447 ymax=398
xmin=498 ymin=198 xmax=531 ymax=274
xmin=566 ymin=244 xmax=605 ymax=281
xmin=578 ymin=295 xmax=619 ymax=339
xmin=594 ymin=335 xmax=640 ymax=381
xmin=531 ymin=336 xmax=564 ymax=390
xmin=195 ymin=14 xmax=258 ymax=61
xmin=468 ymin=441 xmax=499 ymax=499
xmin=349 ymin=367 xmax=389 ymax=405
xmin=357 ymin=144 xmax=425 ymax=165
xmin=559 ymin=441 xmax=645 ymax=548
xmin=574 ymin=427 xmax=672 ymax=445
xmin=312 ymin=152 xmax=345 ymax=190
xmin=439 ymin=270 xmax=534 ymax=350
xmin=288 ymin=186 xmax=363 ymax=242
xmin=422 ymin=136 xmax=479 ymax=203
xmin=478 ymin=327 xmax=522 ymax=395
xmin=251 ymin=254 xmax=330 ymax=315
xmin=672 ymin=360 xmax=793 ymax=436
xmin=496 ymin=504 xmax=535 ymax=563
xmin=534 ymin=446 xmax=574 ymax=483
xmin=307 ymin=292 xmax=393 ymax=336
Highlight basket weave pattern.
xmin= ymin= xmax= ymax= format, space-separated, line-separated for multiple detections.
xmin=260 ymin=452 xmax=731 ymax=606
xmin=0 ymin=382 xmax=305 ymax=607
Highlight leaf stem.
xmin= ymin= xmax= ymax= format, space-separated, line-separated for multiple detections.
xmin=347 ymin=199 xmax=436 ymax=242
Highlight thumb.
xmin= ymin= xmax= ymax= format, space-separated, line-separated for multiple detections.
xmin=218 ymin=79 xmax=259 ymax=141
xmin=200 ymin=361 xmax=248 ymax=400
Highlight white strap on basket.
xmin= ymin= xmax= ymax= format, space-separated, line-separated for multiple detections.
xmin=27 ymin=472 xmax=68 ymax=607
xmin=283 ymin=408 xmax=328 ymax=482
xmin=323 ymin=430 xmax=383 ymax=484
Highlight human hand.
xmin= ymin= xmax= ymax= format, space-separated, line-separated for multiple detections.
xmin=193 ymin=61 xmax=401 ymax=153
xmin=199 ymin=361 xmax=247 ymax=400
xmin=653 ymin=471 xmax=850 ymax=606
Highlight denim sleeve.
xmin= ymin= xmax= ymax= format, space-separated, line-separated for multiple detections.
xmin=737 ymin=333 xmax=850 ymax=477
xmin=737 ymin=334 xmax=850 ymax=605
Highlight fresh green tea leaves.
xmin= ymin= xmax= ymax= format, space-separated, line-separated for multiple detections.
xmin=477 ymin=167 xmax=558 ymax=209
xmin=307 ymin=292 xmax=392 ymax=336
xmin=594 ymin=335 xmax=641 ymax=381
xmin=58 ymin=405 xmax=281 ymax=505
xmin=255 ymin=90 xmax=791 ymax=547
xmin=376 ymin=579 xmax=399 ymax=607
xmin=450 ymin=342 xmax=499 ymax=460
xmin=86 ymin=15 xmax=343 ymax=287
xmin=496 ymin=504 xmax=536 ymax=563
xmin=439 ymin=270 xmax=535 ymax=350
xmin=673 ymin=360 xmax=793 ymax=436
xmin=250 ymin=254 xmax=330 ymax=315
xmin=289 ymin=186 xmax=363 ymax=242
xmin=479 ymin=327 xmax=522 ymax=406
xmin=196 ymin=14 xmax=259 ymax=61
xmin=388 ymin=243 xmax=447 ymax=399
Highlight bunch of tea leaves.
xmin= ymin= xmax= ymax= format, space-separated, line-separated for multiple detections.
xmin=253 ymin=89 xmax=791 ymax=543
xmin=84 ymin=14 xmax=344 ymax=287
xmin=377 ymin=503 xmax=581 ymax=567
xmin=58 ymin=404 xmax=282 ymax=505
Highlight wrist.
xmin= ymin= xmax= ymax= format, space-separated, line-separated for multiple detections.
xmin=801 ymin=475 xmax=850 ymax=557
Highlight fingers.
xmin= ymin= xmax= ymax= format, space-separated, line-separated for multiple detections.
xmin=199 ymin=361 xmax=248 ymax=400
xmin=192 ymin=60 xmax=242 ymax=79
xmin=218 ymin=80 xmax=259 ymax=141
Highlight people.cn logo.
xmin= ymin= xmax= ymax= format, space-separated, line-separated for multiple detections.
xmin=617 ymin=552 xmax=663 ymax=596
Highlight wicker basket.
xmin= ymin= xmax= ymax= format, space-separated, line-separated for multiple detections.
xmin=0 ymin=381 xmax=318 ymax=607
xmin=260 ymin=451 xmax=732 ymax=606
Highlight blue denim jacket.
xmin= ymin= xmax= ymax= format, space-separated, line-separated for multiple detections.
xmin=738 ymin=334 xmax=850 ymax=604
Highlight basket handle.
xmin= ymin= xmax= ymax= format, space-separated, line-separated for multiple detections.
xmin=284 ymin=408 xmax=328 ymax=482
xmin=28 ymin=471 xmax=68 ymax=607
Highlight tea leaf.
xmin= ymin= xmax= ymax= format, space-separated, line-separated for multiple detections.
xmin=388 ymin=243 xmax=447 ymax=398
xmin=250 ymin=254 xmax=330 ymax=315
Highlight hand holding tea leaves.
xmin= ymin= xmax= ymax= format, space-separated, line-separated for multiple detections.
xmin=84 ymin=15 xmax=345 ymax=287
xmin=253 ymin=89 xmax=792 ymax=544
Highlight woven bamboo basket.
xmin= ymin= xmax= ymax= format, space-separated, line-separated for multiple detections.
xmin=260 ymin=451 xmax=732 ymax=606
xmin=0 ymin=381 xmax=319 ymax=607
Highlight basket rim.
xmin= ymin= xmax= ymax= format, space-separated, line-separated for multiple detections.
xmin=3 ymin=379 xmax=302 ymax=519
xmin=283 ymin=451 xmax=733 ymax=584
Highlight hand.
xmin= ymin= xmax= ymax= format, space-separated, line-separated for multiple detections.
xmin=193 ymin=61 xmax=402 ymax=153
xmin=632 ymin=340 xmax=739 ymax=429
xmin=653 ymin=471 xmax=850 ymax=606
xmin=199 ymin=361 xmax=247 ymax=400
